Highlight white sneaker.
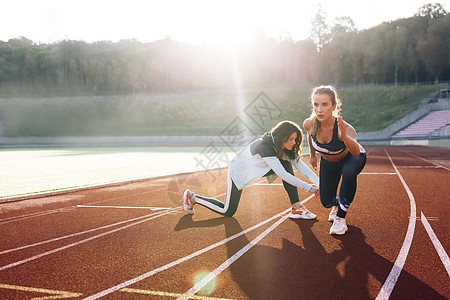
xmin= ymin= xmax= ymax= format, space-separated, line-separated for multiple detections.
xmin=288 ymin=206 xmax=317 ymax=220
xmin=328 ymin=206 xmax=338 ymax=222
xmin=182 ymin=189 xmax=195 ymax=214
xmin=330 ymin=217 xmax=348 ymax=235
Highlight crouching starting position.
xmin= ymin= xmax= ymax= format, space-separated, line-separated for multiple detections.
xmin=304 ymin=86 xmax=367 ymax=235
xmin=183 ymin=120 xmax=319 ymax=219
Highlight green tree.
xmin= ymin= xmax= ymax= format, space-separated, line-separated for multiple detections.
xmin=324 ymin=17 xmax=356 ymax=84
xmin=417 ymin=15 xmax=450 ymax=83
xmin=415 ymin=2 xmax=447 ymax=18
xmin=107 ymin=59 xmax=122 ymax=93
xmin=310 ymin=4 xmax=330 ymax=54
xmin=68 ymin=58 xmax=79 ymax=90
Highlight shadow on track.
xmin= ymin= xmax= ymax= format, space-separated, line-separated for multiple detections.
xmin=175 ymin=215 xmax=445 ymax=300
xmin=328 ymin=225 xmax=446 ymax=300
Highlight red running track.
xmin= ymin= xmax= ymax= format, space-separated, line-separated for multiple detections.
xmin=0 ymin=146 xmax=448 ymax=299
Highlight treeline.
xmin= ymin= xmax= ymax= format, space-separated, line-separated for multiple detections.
xmin=0 ymin=3 xmax=448 ymax=95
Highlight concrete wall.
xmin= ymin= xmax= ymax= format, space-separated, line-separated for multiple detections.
xmin=429 ymin=137 xmax=450 ymax=148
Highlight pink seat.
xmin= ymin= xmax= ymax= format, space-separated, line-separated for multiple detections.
xmin=392 ymin=110 xmax=450 ymax=138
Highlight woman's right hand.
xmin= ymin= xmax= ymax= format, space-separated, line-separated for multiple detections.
xmin=310 ymin=153 xmax=318 ymax=170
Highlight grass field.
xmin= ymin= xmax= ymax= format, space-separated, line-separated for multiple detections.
xmin=0 ymin=85 xmax=439 ymax=137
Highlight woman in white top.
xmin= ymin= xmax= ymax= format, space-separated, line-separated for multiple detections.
xmin=183 ymin=120 xmax=319 ymax=219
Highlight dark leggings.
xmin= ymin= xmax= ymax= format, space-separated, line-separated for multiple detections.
xmin=195 ymin=159 xmax=300 ymax=217
xmin=319 ymin=152 xmax=367 ymax=218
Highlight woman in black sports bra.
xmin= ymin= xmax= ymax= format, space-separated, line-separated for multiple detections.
xmin=303 ymin=85 xmax=367 ymax=235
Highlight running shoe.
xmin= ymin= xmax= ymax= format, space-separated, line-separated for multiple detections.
xmin=329 ymin=217 xmax=348 ymax=235
xmin=183 ymin=189 xmax=195 ymax=214
xmin=328 ymin=206 xmax=338 ymax=222
xmin=288 ymin=206 xmax=317 ymax=220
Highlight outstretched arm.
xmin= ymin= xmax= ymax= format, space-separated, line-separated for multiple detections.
xmin=262 ymin=157 xmax=317 ymax=194
xmin=290 ymin=158 xmax=319 ymax=187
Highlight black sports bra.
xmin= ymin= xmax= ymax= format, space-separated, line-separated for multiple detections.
xmin=311 ymin=119 xmax=347 ymax=155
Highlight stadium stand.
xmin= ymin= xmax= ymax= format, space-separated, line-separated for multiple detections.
xmin=392 ymin=110 xmax=450 ymax=138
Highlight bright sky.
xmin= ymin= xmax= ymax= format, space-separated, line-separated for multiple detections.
xmin=2 ymin=0 xmax=446 ymax=46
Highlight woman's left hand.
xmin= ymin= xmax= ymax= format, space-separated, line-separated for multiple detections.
xmin=337 ymin=116 xmax=348 ymax=141
xmin=310 ymin=186 xmax=320 ymax=200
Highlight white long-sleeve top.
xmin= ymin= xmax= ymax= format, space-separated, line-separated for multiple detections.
xmin=228 ymin=133 xmax=318 ymax=191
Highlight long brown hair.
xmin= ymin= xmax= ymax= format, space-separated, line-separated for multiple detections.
xmin=309 ymin=85 xmax=342 ymax=136
xmin=270 ymin=120 xmax=303 ymax=160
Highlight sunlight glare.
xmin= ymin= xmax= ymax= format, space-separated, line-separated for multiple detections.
xmin=193 ymin=271 xmax=217 ymax=295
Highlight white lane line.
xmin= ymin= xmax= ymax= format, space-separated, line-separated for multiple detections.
xmin=0 ymin=208 xmax=178 ymax=271
xmin=361 ymin=172 xmax=396 ymax=175
xmin=181 ymin=214 xmax=290 ymax=299
xmin=421 ymin=211 xmax=450 ymax=276
xmin=397 ymin=150 xmax=450 ymax=171
xmin=0 ymin=210 xmax=59 ymax=222
xmin=179 ymin=195 xmax=314 ymax=299
xmin=397 ymin=166 xmax=443 ymax=169
xmin=0 ymin=210 xmax=61 ymax=225
xmin=0 ymin=283 xmax=83 ymax=299
xmin=0 ymin=187 xmax=168 ymax=225
xmin=77 ymin=205 xmax=172 ymax=210
xmin=83 ymin=208 xmax=293 ymax=300
xmin=254 ymin=172 xmax=396 ymax=177
xmin=376 ymin=148 xmax=417 ymax=300
xmin=120 ymin=288 xmax=232 ymax=300
xmin=0 ymin=209 xmax=176 ymax=255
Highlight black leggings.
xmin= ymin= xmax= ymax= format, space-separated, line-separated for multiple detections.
xmin=194 ymin=159 xmax=300 ymax=217
xmin=319 ymin=152 xmax=367 ymax=218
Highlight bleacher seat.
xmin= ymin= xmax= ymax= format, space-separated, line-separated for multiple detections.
xmin=392 ymin=110 xmax=450 ymax=138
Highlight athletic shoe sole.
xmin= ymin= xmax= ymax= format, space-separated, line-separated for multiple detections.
xmin=182 ymin=189 xmax=194 ymax=214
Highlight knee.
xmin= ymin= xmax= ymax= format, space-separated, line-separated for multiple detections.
xmin=342 ymin=169 xmax=357 ymax=180
xmin=321 ymin=196 xmax=338 ymax=208
xmin=223 ymin=208 xmax=238 ymax=217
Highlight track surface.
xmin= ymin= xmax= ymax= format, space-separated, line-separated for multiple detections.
xmin=0 ymin=146 xmax=449 ymax=299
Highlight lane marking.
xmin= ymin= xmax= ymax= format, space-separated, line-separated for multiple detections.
xmin=421 ymin=211 xmax=450 ymax=276
xmin=0 ymin=283 xmax=82 ymax=299
xmin=84 ymin=195 xmax=314 ymax=300
xmin=376 ymin=148 xmax=417 ymax=300
xmin=83 ymin=208 xmax=292 ymax=299
xmin=253 ymin=173 xmax=397 ymax=178
xmin=0 ymin=209 xmax=176 ymax=255
xmin=0 ymin=208 xmax=178 ymax=271
xmin=120 ymin=288 xmax=232 ymax=300
xmin=180 ymin=195 xmax=314 ymax=299
xmin=181 ymin=212 xmax=291 ymax=299
xmin=397 ymin=150 xmax=450 ymax=171
xmin=361 ymin=172 xmax=396 ymax=175
xmin=396 ymin=166 xmax=443 ymax=169
xmin=0 ymin=210 xmax=61 ymax=226
xmin=409 ymin=216 xmax=439 ymax=221
xmin=0 ymin=187 xmax=168 ymax=225
xmin=76 ymin=205 xmax=172 ymax=210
